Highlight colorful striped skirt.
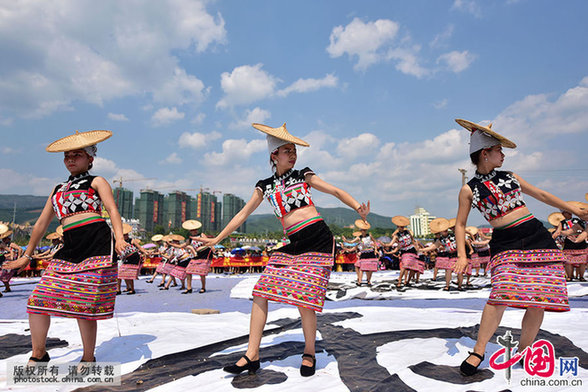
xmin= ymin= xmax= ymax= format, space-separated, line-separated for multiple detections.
xmin=252 ymin=217 xmax=334 ymax=312
xmin=435 ymin=253 xmax=456 ymax=271
xmin=563 ymin=249 xmax=588 ymax=265
xmin=401 ymin=250 xmax=424 ymax=273
xmin=487 ymin=218 xmax=569 ymax=312
xmin=358 ymin=250 xmax=378 ymax=271
xmin=186 ymin=248 xmax=213 ymax=276
xmin=156 ymin=260 xmax=173 ymax=274
xmin=27 ymin=220 xmax=117 ymax=320
xmin=118 ymin=252 xmax=142 ymax=280
xmin=0 ymin=267 xmax=15 ymax=283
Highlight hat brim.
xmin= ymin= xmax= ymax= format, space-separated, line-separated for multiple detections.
xmin=465 ymin=226 xmax=478 ymax=236
xmin=252 ymin=123 xmax=310 ymax=147
xmin=354 ymin=219 xmax=371 ymax=230
xmin=0 ymin=224 xmax=8 ymax=236
xmin=151 ymin=234 xmax=164 ymax=242
xmin=430 ymin=218 xmax=449 ymax=234
xmin=46 ymin=130 xmax=112 ymax=152
xmin=0 ymin=230 xmax=13 ymax=239
xmin=46 ymin=232 xmax=61 ymax=240
xmin=455 ymin=119 xmax=517 ymax=149
xmin=391 ymin=216 xmax=410 ymax=227
xmin=182 ymin=220 xmax=202 ymax=230
xmin=122 ymin=223 xmax=133 ymax=235
xmin=548 ymin=212 xmax=565 ymax=226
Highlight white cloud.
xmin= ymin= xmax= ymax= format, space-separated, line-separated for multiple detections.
xmin=327 ymin=18 xmax=400 ymax=71
xmin=107 ymin=113 xmax=129 ymax=122
xmin=433 ymin=99 xmax=448 ymax=109
xmin=203 ymin=139 xmax=266 ymax=166
xmin=277 ymin=74 xmax=338 ymax=97
xmin=386 ymin=46 xmax=430 ymax=78
xmin=452 ymin=0 xmax=482 ymax=18
xmin=152 ymin=67 xmax=207 ymax=106
xmin=337 ymin=133 xmax=380 ymax=159
xmin=179 ymin=130 xmax=222 ymax=149
xmin=229 ymin=107 xmax=271 ymax=130
xmin=216 ymin=64 xmax=278 ymax=109
xmin=151 ymin=107 xmax=185 ymax=126
xmin=1 ymin=147 xmax=17 ymax=154
xmin=0 ymin=168 xmax=56 ymax=196
xmin=160 ymin=152 xmax=182 ymax=165
xmin=430 ymin=25 xmax=455 ymax=48
xmin=191 ymin=113 xmax=206 ymax=125
xmin=494 ymin=76 xmax=588 ymax=144
xmin=0 ymin=1 xmax=226 ymax=118
xmin=437 ymin=50 xmax=476 ymax=73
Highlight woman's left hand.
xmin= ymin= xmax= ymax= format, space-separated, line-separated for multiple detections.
xmin=115 ymin=238 xmax=129 ymax=255
xmin=356 ymin=201 xmax=370 ymax=221
xmin=2 ymin=257 xmax=30 ymax=273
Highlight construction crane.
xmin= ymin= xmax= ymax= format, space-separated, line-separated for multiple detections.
xmin=112 ymin=177 xmax=156 ymax=188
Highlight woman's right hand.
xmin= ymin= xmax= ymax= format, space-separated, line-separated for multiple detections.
xmin=356 ymin=201 xmax=370 ymax=222
xmin=454 ymin=256 xmax=469 ymax=274
xmin=2 ymin=257 xmax=30 ymax=273
xmin=196 ymin=236 xmax=219 ymax=248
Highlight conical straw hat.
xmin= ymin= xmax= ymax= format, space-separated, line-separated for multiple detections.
xmin=430 ymin=218 xmax=449 ymax=234
xmin=252 ymin=123 xmax=309 ymax=147
xmin=391 ymin=216 xmax=410 ymax=227
xmin=455 ymin=119 xmax=516 ymax=148
xmin=548 ymin=212 xmax=565 ymax=227
xmin=170 ymin=234 xmax=185 ymax=242
xmin=152 ymin=234 xmax=164 ymax=242
xmin=352 ymin=231 xmax=362 ymax=237
xmin=56 ymin=225 xmax=64 ymax=236
xmin=354 ymin=219 xmax=371 ymax=230
xmin=47 ymin=232 xmax=62 ymax=240
xmin=182 ymin=220 xmax=202 ymax=230
xmin=465 ymin=226 xmax=478 ymax=237
xmin=448 ymin=218 xmax=457 ymax=228
xmin=122 ymin=223 xmax=133 ymax=235
xmin=46 ymin=130 xmax=112 ymax=152
xmin=0 ymin=223 xmax=8 ymax=236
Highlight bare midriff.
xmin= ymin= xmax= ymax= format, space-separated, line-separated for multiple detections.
xmin=488 ymin=206 xmax=531 ymax=229
xmin=281 ymin=205 xmax=321 ymax=229
xmin=61 ymin=211 xmax=103 ymax=227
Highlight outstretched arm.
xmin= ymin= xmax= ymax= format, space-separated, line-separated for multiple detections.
xmin=454 ymin=184 xmax=473 ymax=274
xmin=198 ymin=189 xmax=264 ymax=247
xmin=514 ymin=173 xmax=588 ymax=220
xmin=307 ymin=174 xmax=369 ymax=221
xmin=3 ymin=193 xmax=55 ymax=272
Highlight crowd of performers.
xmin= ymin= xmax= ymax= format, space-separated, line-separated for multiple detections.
xmin=1 ymin=121 xmax=588 ymax=380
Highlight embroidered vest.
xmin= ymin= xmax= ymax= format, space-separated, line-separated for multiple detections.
xmin=467 ymin=170 xmax=525 ymax=222
xmin=255 ymin=167 xmax=315 ymax=218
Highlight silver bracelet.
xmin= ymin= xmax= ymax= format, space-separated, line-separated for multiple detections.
xmin=24 ymin=254 xmax=33 ymax=261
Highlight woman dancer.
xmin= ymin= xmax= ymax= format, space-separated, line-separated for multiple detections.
xmin=117 ymin=223 xmax=148 ymax=295
xmin=421 ymin=218 xmax=463 ymax=291
xmin=182 ymin=220 xmax=213 ymax=294
xmin=199 ymin=122 xmax=369 ymax=376
xmin=3 ymin=130 xmax=127 ymax=364
xmin=145 ymin=234 xmax=167 ymax=284
xmin=161 ymin=235 xmax=187 ymax=291
xmin=553 ymin=204 xmax=588 ymax=281
xmin=0 ymin=228 xmax=23 ymax=293
xmin=391 ymin=216 xmax=420 ymax=287
xmin=354 ymin=220 xmax=379 ymax=287
xmin=468 ymin=227 xmax=490 ymax=277
xmin=452 ymin=119 xmax=587 ymax=376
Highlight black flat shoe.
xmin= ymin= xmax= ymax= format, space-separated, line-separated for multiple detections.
xmin=300 ymin=353 xmax=316 ymax=377
xmin=145 ymin=280 xmax=154 ymax=284
xmin=460 ymin=351 xmax=484 ymax=376
xmin=159 ymin=287 xmax=169 ymax=290
xmin=223 ymin=355 xmax=260 ymax=375
xmin=116 ymin=291 xmax=122 ymax=295
xmin=28 ymin=352 xmax=50 ymax=363
xmin=157 ymin=283 xmax=165 ymax=287
xmin=127 ymin=289 xmax=136 ymax=295
xmin=199 ymin=288 xmax=206 ymax=293
xmin=181 ymin=289 xmax=192 ymax=294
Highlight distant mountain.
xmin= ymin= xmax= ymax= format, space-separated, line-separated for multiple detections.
xmin=0 ymin=194 xmax=47 ymax=210
xmin=245 ymin=207 xmax=395 ymax=233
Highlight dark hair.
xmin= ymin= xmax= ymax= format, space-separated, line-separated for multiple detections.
xmin=470 ymin=150 xmax=482 ymax=165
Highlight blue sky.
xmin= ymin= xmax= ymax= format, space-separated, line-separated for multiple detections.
xmin=1 ymin=0 xmax=587 ymax=226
